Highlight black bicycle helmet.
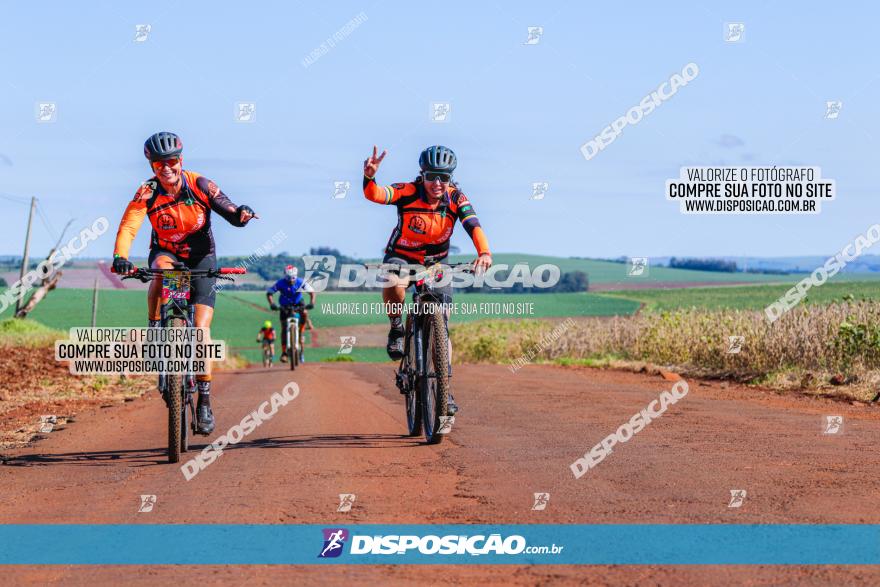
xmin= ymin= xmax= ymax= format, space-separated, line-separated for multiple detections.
xmin=144 ymin=132 xmax=183 ymax=161
xmin=419 ymin=145 xmax=457 ymax=174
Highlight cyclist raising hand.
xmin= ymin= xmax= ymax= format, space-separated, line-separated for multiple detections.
xmin=363 ymin=144 xmax=492 ymax=413
xmin=112 ymin=132 xmax=258 ymax=435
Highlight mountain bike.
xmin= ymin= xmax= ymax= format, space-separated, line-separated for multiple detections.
xmin=118 ymin=263 xmax=245 ymax=463
xmin=281 ymin=304 xmax=306 ymax=370
xmin=394 ymin=263 xmax=469 ymax=444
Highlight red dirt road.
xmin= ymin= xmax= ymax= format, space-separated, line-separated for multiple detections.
xmin=1 ymin=363 xmax=879 ymax=585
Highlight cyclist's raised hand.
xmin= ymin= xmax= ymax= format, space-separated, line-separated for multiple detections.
xmin=364 ymin=145 xmax=387 ymax=178
xmin=473 ymin=253 xmax=492 ymax=275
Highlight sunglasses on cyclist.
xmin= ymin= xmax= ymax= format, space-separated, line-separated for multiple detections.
xmin=422 ymin=172 xmax=451 ymax=183
xmin=151 ymin=158 xmax=182 ymax=169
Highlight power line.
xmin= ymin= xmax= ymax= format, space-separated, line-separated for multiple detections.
xmin=0 ymin=192 xmax=31 ymax=205
xmin=35 ymin=201 xmax=59 ymax=242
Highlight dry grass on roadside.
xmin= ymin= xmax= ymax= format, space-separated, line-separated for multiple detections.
xmin=0 ymin=318 xmax=247 ymax=449
xmin=451 ymin=302 xmax=880 ymax=398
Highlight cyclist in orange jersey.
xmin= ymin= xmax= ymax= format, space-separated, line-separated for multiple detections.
xmin=363 ymin=145 xmax=491 ymax=414
xmin=112 ymin=132 xmax=258 ymax=434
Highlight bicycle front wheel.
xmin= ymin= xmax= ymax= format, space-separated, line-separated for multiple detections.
xmin=403 ymin=323 xmax=422 ymax=437
xmin=167 ymin=316 xmax=185 ymax=463
xmin=420 ymin=307 xmax=449 ymax=445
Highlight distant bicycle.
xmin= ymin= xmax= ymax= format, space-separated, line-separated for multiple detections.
xmin=257 ymin=320 xmax=276 ymax=368
xmin=118 ymin=263 xmax=245 ymax=463
xmin=281 ymin=303 xmax=306 ymax=370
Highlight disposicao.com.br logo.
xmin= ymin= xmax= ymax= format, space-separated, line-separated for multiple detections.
xmin=318 ymin=529 xmax=563 ymax=558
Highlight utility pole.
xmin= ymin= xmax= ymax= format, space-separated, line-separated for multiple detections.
xmin=91 ymin=277 xmax=99 ymax=327
xmin=15 ymin=197 xmax=36 ymax=314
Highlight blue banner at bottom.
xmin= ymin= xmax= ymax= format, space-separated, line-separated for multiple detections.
xmin=0 ymin=524 xmax=878 ymax=565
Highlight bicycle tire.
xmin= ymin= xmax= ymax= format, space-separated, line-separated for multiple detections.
xmin=404 ymin=324 xmax=423 ymax=436
xmin=181 ymin=395 xmax=190 ymax=453
xmin=167 ymin=316 xmax=185 ymax=463
xmin=292 ymin=321 xmax=300 ymax=369
xmin=421 ymin=307 xmax=449 ymax=445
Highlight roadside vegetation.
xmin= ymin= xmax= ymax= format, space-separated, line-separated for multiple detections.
xmin=451 ymin=301 xmax=880 ymax=400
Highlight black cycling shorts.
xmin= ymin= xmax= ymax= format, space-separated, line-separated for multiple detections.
xmin=148 ymin=249 xmax=217 ymax=308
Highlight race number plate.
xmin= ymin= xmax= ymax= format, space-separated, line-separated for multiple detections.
xmin=161 ymin=272 xmax=191 ymax=300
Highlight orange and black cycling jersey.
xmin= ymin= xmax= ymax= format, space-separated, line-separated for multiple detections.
xmin=258 ymin=327 xmax=275 ymax=341
xmin=363 ymin=176 xmax=490 ymax=264
xmin=114 ymin=170 xmax=246 ymax=260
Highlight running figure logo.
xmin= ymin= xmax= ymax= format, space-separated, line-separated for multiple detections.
xmin=302 ymin=255 xmax=337 ymax=292
xmin=318 ymin=528 xmax=350 ymax=558
xmin=337 ymin=493 xmax=356 ymax=512
xmin=727 ymin=335 xmax=745 ymax=354
xmin=824 ymin=101 xmax=842 ymax=119
xmin=333 ymin=181 xmax=351 ymax=199
xmin=36 ymin=102 xmax=57 ymax=123
xmin=134 ymin=24 xmax=151 ymax=42
xmin=138 ymin=495 xmax=157 ymax=513
xmin=39 ymin=415 xmax=56 ymax=434
xmin=431 ymin=102 xmax=451 ymax=123
xmin=523 ymin=26 xmax=543 ymax=45
xmin=728 ymin=489 xmax=747 ymax=508
xmin=823 ymin=415 xmax=843 ymax=434
xmin=724 ymin=22 xmax=745 ymax=43
xmin=628 ymin=257 xmax=648 ymax=277
xmin=531 ymin=182 xmax=549 ymax=200
xmin=338 ymin=336 xmax=356 ymax=355
xmin=235 ymin=102 xmax=256 ymax=123
xmin=438 ymin=416 xmax=455 ymax=435
xmin=532 ymin=492 xmax=550 ymax=510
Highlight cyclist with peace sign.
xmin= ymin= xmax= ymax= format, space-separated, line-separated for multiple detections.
xmin=363 ymin=144 xmax=492 ymax=381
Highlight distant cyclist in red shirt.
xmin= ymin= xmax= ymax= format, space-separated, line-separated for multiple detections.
xmin=112 ymin=132 xmax=257 ymax=435
xmin=257 ymin=320 xmax=276 ymax=361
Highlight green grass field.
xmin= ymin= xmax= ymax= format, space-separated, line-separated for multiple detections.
xmin=444 ymin=253 xmax=799 ymax=285
xmin=604 ymin=280 xmax=880 ymax=311
xmin=4 ymin=274 xmax=876 ymax=363
xmin=0 ymin=288 xmax=640 ymax=363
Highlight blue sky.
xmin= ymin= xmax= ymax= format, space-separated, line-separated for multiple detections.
xmin=0 ymin=1 xmax=877 ymax=260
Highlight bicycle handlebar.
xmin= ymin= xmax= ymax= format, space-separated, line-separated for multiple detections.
xmin=113 ymin=266 xmax=247 ymax=282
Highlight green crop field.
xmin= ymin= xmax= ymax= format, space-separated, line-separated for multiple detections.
xmin=603 ymin=280 xmax=880 ymax=311
xmin=0 ymin=288 xmax=640 ymax=363
xmin=444 ymin=253 xmax=802 ymax=285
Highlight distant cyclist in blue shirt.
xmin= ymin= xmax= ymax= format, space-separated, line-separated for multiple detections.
xmin=266 ymin=264 xmax=316 ymax=361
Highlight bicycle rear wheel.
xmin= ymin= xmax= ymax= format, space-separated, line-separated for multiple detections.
xmin=167 ymin=316 xmax=185 ymax=463
xmin=421 ymin=308 xmax=449 ymax=445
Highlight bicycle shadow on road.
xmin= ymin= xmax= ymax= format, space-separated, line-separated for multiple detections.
xmin=218 ymin=433 xmax=424 ymax=451
xmin=0 ymin=434 xmax=425 ymax=467
xmin=2 ymin=447 xmax=174 ymax=467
